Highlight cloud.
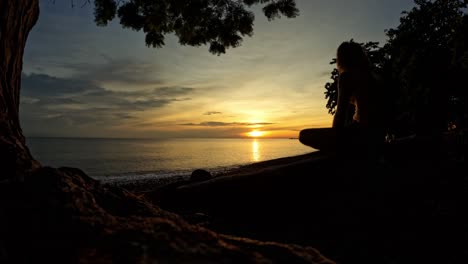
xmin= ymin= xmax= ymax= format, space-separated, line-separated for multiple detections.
xmin=62 ymin=55 xmax=165 ymax=86
xmin=203 ymin=111 xmax=223 ymax=116
xmin=22 ymin=73 xmax=101 ymax=97
xmin=20 ymin=73 xmax=195 ymax=135
xmin=180 ymin=122 xmax=275 ymax=127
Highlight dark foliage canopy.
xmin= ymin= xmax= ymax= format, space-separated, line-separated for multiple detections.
xmin=93 ymin=0 xmax=299 ymax=54
xmin=384 ymin=0 xmax=467 ymax=134
xmin=324 ymin=0 xmax=468 ymax=135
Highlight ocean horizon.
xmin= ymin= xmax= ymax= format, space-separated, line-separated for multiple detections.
xmin=27 ymin=137 xmax=316 ymax=184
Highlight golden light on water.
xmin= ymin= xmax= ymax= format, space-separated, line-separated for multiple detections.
xmin=252 ymin=139 xmax=260 ymax=162
xmin=247 ymin=130 xmax=266 ymax=138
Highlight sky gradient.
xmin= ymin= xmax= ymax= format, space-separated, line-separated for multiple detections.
xmin=22 ymin=0 xmax=415 ymax=138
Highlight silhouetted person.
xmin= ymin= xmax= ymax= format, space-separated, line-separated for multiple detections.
xmin=300 ymin=41 xmax=384 ymax=162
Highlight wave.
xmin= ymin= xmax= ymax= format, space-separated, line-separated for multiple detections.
xmin=93 ymin=163 xmax=249 ymax=185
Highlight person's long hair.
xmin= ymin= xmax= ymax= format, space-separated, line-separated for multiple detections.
xmin=336 ymin=41 xmax=371 ymax=72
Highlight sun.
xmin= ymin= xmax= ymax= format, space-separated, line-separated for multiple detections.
xmin=247 ymin=130 xmax=265 ymax=138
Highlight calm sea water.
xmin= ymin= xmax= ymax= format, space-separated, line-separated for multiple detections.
xmin=27 ymin=137 xmax=315 ymax=183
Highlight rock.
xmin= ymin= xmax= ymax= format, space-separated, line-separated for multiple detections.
xmin=0 ymin=166 xmax=334 ymax=264
xmin=190 ymin=169 xmax=212 ymax=182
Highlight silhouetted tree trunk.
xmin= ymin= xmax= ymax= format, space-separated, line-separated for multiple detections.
xmin=0 ymin=0 xmax=40 ymax=180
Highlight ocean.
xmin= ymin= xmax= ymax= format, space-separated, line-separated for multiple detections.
xmin=27 ymin=137 xmax=316 ymax=183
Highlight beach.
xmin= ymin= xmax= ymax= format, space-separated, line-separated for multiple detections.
xmin=1 ymin=136 xmax=466 ymax=264
xmin=11 ymin=134 xmax=465 ymax=264
xmin=121 ymin=137 xmax=468 ymax=264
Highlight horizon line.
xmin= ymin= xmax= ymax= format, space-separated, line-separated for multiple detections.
xmin=26 ymin=135 xmax=299 ymax=140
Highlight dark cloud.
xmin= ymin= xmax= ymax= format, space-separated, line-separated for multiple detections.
xmin=132 ymin=120 xmax=178 ymax=128
xmin=180 ymin=122 xmax=275 ymax=127
xmin=62 ymin=56 xmax=165 ymax=86
xmin=20 ymin=73 xmax=195 ymax=135
xmin=259 ymin=126 xmax=303 ymax=132
xmin=82 ymin=86 xmax=194 ymax=102
xmin=152 ymin=87 xmax=194 ymax=97
xmin=115 ymin=113 xmax=137 ymax=119
xmin=22 ymin=73 xmax=101 ymax=97
xmin=50 ymin=98 xmax=83 ymax=104
xmin=203 ymin=111 xmax=223 ymax=116
xmin=22 ymin=97 xmax=84 ymax=106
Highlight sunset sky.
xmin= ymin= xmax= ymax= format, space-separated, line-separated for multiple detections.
xmin=22 ymin=0 xmax=415 ymax=139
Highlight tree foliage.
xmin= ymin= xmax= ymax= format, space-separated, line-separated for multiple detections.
xmin=93 ymin=0 xmax=299 ymax=54
xmin=384 ymin=0 xmax=467 ymax=134
xmin=324 ymin=0 xmax=468 ymax=135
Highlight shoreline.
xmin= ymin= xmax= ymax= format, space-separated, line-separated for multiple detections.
xmin=110 ymin=150 xmax=320 ymax=193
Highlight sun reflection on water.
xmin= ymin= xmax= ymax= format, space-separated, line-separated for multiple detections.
xmin=252 ymin=139 xmax=260 ymax=162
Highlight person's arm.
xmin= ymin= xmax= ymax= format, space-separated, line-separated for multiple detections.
xmin=333 ymin=72 xmax=352 ymax=128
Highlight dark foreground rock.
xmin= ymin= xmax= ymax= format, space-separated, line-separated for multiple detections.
xmin=191 ymin=169 xmax=212 ymax=182
xmin=0 ymin=166 xmax=334 ymax=264
xmin=147 ymin=146 xmax=468 ymax=264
